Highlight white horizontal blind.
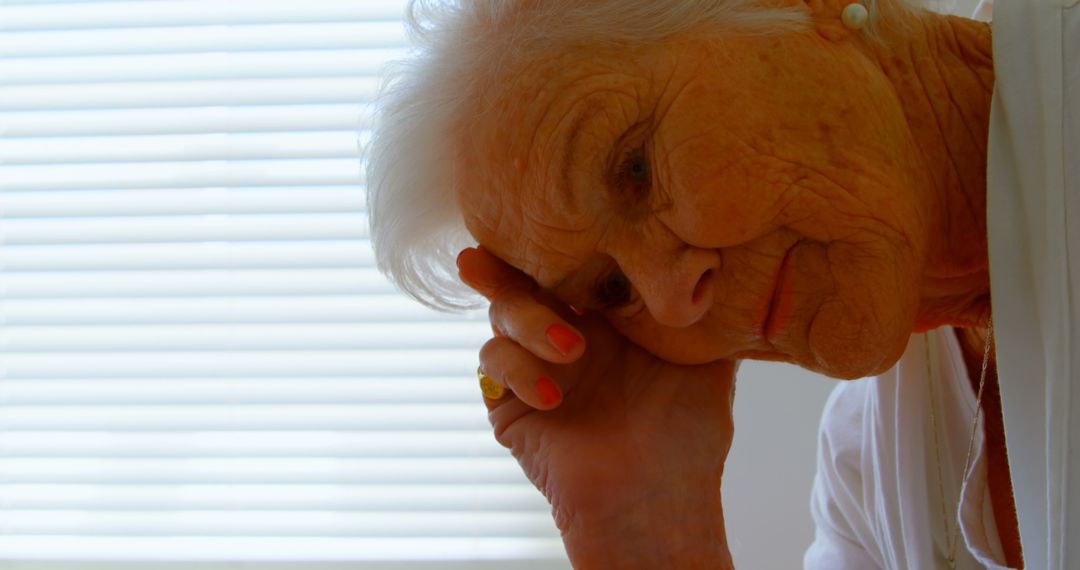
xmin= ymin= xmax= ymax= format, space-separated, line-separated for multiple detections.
xmin=0 ymin=1 xmax=567 ymax=567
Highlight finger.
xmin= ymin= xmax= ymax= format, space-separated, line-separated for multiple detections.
xmin=479 ymin=336 xmax=564 ymax=411
xmin=486 ymin=397 xmax=532 ymax=448
xmin=475 ymin=371 xmax=530 ymax=448
xmin=456 ymin=246 xmax=533 ymax=301
xmin=476 ymin=360 xmax=521 ymax=410
xmin=488 ymin=287 xmax=585 ymax=363
xmin=458 ymin=247 xmax=586 ymax=363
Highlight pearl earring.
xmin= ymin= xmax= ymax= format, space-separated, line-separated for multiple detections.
xmin=841 ymin=2 xmax=869 ymax=30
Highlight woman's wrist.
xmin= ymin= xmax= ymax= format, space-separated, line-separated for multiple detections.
xmin=558 ymin=489 xmax=732 ymax=569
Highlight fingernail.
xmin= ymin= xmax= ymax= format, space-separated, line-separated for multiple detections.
xmin=536 ymin=377 xmax=562 ymax=407
xmin=545 ymin=323 xmax=582 ymax=355
xmin=570 ymin=305 xmax=586 ymax=316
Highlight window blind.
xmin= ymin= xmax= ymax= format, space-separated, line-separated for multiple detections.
xmin=0 ymin=1 xmax=568 ymax=567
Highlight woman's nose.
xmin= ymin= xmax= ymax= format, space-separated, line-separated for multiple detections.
xmin=621 ymin=250 xmax=717 ymax=328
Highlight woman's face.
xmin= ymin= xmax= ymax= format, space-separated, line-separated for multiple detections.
xmin=458 ymin=31 xmax=932 ymax=379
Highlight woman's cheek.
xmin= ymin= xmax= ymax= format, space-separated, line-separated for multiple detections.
xmin=804 ymin=241 xmax=919 ymax=378
xmin=661 ymin=150 xmax=796 ymax=249
xmin=609 ymin=316 xmax=717 ymax=365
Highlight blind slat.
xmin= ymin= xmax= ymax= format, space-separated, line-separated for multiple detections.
xmin=1 ymin=158 xmax=363 ymax=191
xmin=1 ymin=350 xmax=482 ymax=378
xmin=0 ymin=537 xmax=566 ymax=563
xmin=1 ymin=105 xmax=370 ymax=137
xmin=1 ymin=323 xmax=489 ymax=351
xmin=0 ymin=404 xmax=491 ymax=431
xmin=0 ymin=214 xmax=370 ymax=245
xmin=0 ymin=458 xmax=525 ymax=484
xmin=0 ymin=187 xmax=367 ymax=218
xmin=0 ymin=1 xmax=409 ymax=31
xmin=0 ymin=484 xmax=546 ymax=511
xmin=0 ymin=50 xmax=404 ymax=85
xmin=1 ymin=132 xmax=365 ymax=165
xmin=0 ymin=77 xmax=377 ymax=111
xmin=1 ymin=22 xmax=406 ymax=57
xmin=0 ymin=296 xmax=463 ymax=324
xmin=0 ymin=242 xmax=375 ymax=272
xmin=0 ymin=511 xmax=555 ymax=537
xmin=0 ymin=269 xmax=394 ymax=298
xmin=0 ymin=379 xmax=483 ymax=405
xmin=0 ymin=432 xmax=502 ymax=458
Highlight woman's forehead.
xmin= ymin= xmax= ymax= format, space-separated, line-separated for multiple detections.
xmin=458 ymin=46 xmax=666 ymax=288
xmin=463 ymin=177 xmax=600 ymax=289
xmin=462 ymin=95 xmax=617 ymax=234
xmin=465 ymin=207 xmax=592 ymax=291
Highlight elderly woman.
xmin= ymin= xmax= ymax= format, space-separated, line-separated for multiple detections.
xmin=366 ymin=0 xmax=1078 ymax=568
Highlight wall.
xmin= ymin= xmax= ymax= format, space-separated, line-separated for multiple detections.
xmin=722 ymin=362 xmax=837 ymax=569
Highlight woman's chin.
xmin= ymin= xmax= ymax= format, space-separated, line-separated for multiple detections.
xmin=623 ymin=313 xmax=911 ymax=380
xmin=805 ymin=328 xmax=911 ymax=380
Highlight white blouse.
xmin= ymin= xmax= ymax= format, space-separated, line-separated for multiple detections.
xmin=804 ymin=330 xmax=1010 ymax=569
xmin=805 ymin=0 xmax=1080 ymax=568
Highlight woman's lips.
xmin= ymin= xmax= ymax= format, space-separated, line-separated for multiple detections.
xmin=763 ymin=245 xmax=796 ymax=342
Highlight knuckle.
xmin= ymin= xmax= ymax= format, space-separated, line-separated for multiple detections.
xmin=477 ymin=337 xmax=504 ymax=366
xmin=487 ymin=298 xmax=511 ymax=328
xmin=494 ymin=290 xmax=527 ymax=316
xmin=490 ymin=294 xmax=537 ymax=337
xmin=477 ymin=338 xmax=501 ymax=373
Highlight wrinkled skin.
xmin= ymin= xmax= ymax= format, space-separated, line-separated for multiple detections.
xmin=460 ymin=247 xmax=734 ymax=566
xmin=450 ymin=1 xmax=995 ymax=565
xmin=457 ymin=8 xmax=994 ymax=380
xmin=459 ymin=31 xmax=933 ymax=380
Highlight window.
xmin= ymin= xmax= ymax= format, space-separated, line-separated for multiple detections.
xmin=0 ymin=1 xmax=568 ymax=567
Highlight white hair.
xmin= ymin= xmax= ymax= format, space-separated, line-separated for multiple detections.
xmin=363 ymin=0 xmax=932 ymax=311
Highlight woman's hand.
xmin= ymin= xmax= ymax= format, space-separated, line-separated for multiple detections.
xmin=457 ymin=247 xmax=737 ymax=569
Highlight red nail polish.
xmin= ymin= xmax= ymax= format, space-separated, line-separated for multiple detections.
xmin=570 ymin=305 xmax=585 ymax=316
xmin=545 ymin=324 xmax=582 ymax=355
xmin=536 ymin=377 xmax=562 ymax=407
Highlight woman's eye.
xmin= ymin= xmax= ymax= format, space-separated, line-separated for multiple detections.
xmin=594 ymin=269 xmax=632 ymax=309
xmin=616 ymin=147 xmax=650 ymax=198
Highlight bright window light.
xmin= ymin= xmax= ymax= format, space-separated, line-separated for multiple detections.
xmin=0 ymin=1 xmax=568 ymax=567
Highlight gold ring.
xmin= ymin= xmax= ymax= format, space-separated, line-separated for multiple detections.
xmin=477 ymin=367 xmax=506 ymax=400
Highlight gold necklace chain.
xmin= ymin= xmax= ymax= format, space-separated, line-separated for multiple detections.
xmin=925 ymin=320 xmax=994 ymax=569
